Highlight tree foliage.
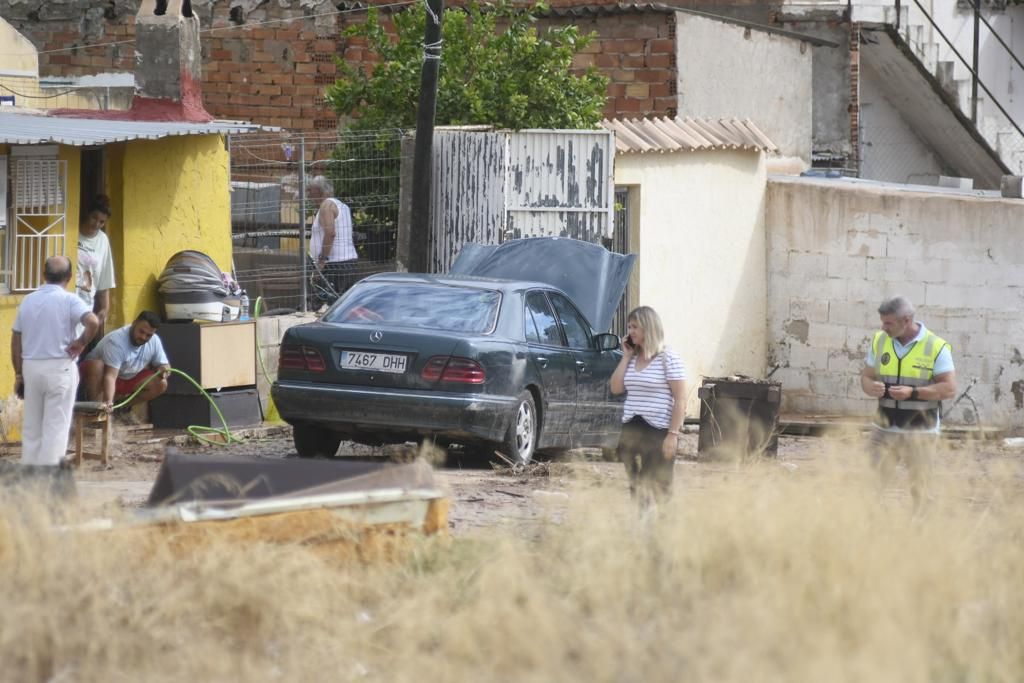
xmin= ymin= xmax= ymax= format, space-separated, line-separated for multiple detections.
xmin=326 ymin=1 xmax=609 ymax=131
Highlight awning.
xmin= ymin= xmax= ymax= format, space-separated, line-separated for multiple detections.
xmin=0 ymin=111 xmax=273 ymax=146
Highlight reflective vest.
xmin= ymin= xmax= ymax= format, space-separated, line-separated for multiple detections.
xmin=872 ymin=329 xmax=949 ymax=425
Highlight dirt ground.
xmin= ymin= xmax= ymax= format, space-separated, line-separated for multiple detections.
xmin=3 ymin=421 xmax=1021 ymax=535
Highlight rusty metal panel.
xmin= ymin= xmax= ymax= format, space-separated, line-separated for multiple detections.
xmin=428 ymin=130 xmax=506 ymax=273
xmin=505 ymin=130 xmax=615 ymax=243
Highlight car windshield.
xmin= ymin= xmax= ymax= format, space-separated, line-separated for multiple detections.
xmin=323 ymin=282 xmax=501 ymax=333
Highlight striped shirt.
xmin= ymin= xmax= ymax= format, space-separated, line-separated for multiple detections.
xmin=621 ymin=349 xmax=687 ymax=429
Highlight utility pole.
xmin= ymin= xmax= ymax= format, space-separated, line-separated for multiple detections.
xmin=409 ymin=0 xmax=444 ymax=273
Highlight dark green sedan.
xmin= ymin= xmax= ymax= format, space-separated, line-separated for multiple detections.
xmin=272 ymin=238 xmax=634 ymax=464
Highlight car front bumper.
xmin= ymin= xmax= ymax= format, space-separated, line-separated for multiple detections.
xmin=271 ymin=381 xmax=517 ymax=443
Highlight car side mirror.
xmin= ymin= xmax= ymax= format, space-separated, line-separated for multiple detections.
xmin=595 ymin=333 xmax=619 ymax=351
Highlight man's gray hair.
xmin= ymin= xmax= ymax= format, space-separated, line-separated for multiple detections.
xmin=308 ymin=175 xmax=334 ymax=197
xmin=878 ymin=296 xmax=915 ymax=318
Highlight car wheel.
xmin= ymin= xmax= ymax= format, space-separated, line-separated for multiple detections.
xmin=501 ymin=391 xmax=537 ymax=466
xmin=293 ymin=424 xmax=342 ymax=458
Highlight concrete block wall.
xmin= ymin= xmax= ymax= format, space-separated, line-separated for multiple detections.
xmin=255 ymin=312 xmax=317 ymax=411
xmin=767 ymin=176 xmax=1024 ymax=427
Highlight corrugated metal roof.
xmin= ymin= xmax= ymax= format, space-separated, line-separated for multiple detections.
xmin=0 ymin=112 xmax=273 ymax=146
xmin=601 ymin=116 xmax=778 ymax=154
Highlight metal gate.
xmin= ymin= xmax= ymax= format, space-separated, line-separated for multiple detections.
xmin=427 ymin=129 xmax=615 ymax=273
xmin=8 ymin=158 xmax=67 ymax=292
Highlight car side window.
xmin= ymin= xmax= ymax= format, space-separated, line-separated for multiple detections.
xmin=549 ymin=293 xmax=593 ymax=350
xmin=525 ymin=292 xmax=564 ymax=346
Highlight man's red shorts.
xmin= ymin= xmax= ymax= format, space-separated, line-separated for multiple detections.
xmin=115 ymin=368 xmax=157 ymax=400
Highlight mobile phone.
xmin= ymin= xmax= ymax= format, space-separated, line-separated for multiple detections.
xmin=624 ymin=336 xmax=635 ymax=349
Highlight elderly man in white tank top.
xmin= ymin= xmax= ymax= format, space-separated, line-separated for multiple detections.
xmin=307 ymin=175 xmax=358 ymax=300
xmin=11 ymin=256 xmax=100 ymax=466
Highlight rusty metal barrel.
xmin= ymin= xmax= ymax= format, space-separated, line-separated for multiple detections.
xmin=697 ymin=376 xmax=781 ymax=458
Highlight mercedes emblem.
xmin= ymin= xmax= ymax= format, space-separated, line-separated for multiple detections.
xmin=370 ymin=330 xmax=383 ymax=343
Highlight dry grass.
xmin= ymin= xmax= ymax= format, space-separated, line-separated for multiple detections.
xmin=1 ymin=437 xmax=1023 ymax=682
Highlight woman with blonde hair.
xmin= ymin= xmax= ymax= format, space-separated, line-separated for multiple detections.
xmin=610 ymin=306 xmax=687 ymax=506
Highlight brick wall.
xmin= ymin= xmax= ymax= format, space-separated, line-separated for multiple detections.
xmin=546 ymin=11 xmax=678 ymax=118
xmin=1 ymin=0 xmax=344 ymax=131
xmin=0 ymin=0 xmax=698 ymax=127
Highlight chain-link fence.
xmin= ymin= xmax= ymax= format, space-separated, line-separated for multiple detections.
xmin=228 ymin=130 xmax=408 ymax=313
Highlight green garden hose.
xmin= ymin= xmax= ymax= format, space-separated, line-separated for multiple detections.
xmin=110 ymin=297 xmax=282 ymax=446
xmin=111 ymin=367 xmax=242 ymax=446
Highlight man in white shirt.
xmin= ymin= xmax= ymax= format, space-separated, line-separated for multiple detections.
xmin=76 ymin=195 xmax=116 ymax=348
xmin=307 ymin=175 xmax=358 ymax=301
xmin=11 ymin=256 xmax=100 ymax=466
xmin=80 ymin=311 xmax=171 ymax=412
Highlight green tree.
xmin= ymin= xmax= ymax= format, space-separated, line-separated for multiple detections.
xmin=326 ymin=1 xmax=609 ymax=131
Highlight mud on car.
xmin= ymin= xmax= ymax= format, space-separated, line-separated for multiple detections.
xmin=271 ymin=237 xmax=635 ymax=464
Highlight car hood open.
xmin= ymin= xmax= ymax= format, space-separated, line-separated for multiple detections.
xmin=450 ymin=237 xmax=636 ymax=333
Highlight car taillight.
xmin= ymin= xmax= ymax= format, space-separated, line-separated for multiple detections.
xmin=303 ymin=347 xmax=326 ymax=372
xmin=421 ymin=357 xmax=447 ymax=382
xmin=279 ymin=344 xmax=326 ymax=373
xmin=420 ymin=356 xmax=486 ymax=384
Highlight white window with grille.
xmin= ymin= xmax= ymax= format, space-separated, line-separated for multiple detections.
xmin=6 ymin=148 xmax=67 ymax=292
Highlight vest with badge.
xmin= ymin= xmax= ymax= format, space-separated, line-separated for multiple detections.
xmin=872 ymin=329 xmax=950 ymax=429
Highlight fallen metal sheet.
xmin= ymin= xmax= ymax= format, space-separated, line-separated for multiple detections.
xmin=146 ymin=451 xmax=434 ymax=506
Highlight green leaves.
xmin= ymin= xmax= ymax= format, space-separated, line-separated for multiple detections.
xmin=326 ymin=1 xmax=608 ymax=131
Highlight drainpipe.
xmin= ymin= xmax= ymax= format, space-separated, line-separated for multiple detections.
xmin=971 ymin=0 xmax=980 ymax=124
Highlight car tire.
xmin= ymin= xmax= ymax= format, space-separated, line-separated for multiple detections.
xmin=501 ymin=391 xmax=537 ymax=466
xmin=293 ymin=424 xmax=342 ymax=458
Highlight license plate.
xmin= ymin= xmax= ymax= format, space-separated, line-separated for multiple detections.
xmin=339 ymin=350 xmax=408 ymax=373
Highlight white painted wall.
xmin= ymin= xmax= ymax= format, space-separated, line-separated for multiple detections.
xmin=616 ymin=149 xmax=768 ymax=414
xmin=675 ymin=12 xmax=814 ymax=166
xmin=859 ymin=60 xmax=947 ymax=185
xmin=766 ymin=175 xmax=1024 ymax=427
xmin=0 ymin=17 xmax=38 ymax=75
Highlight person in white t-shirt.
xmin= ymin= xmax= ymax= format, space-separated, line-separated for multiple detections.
xmin=610 ymin=306 xmax=688 ymax=508
xmin=11 ymin=256 xmax=100 ymax=466
xmin=76 ymin=195 xmax=116 ymax=350
xmin=307 ymin=176 xmax=358 ymax=301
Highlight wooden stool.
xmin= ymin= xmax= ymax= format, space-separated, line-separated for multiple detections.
xmin=73 ymin=402 xmax=110 ymax=467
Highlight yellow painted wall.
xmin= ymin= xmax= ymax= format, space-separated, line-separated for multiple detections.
xmin=0 ymin=135 xmax=231 ymax=439
xmin=116 ymin=135 xmax=232 ymax=323
xmin=0 ymin=145 xmax=81 ymax=436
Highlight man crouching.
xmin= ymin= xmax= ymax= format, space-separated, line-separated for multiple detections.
xmin=80 ymin=311 xmax=171 ymax=416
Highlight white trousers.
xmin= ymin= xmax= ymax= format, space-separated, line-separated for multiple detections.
xmin=21 ymin=357 xmax=79 ymax=466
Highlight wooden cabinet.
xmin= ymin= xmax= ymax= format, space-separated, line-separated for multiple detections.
xmin=157 ymin=321 xmax=257 ymax=394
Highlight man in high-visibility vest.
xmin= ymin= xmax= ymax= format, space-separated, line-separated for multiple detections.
xmin=860 ymin=296 xmax=957 ymax=511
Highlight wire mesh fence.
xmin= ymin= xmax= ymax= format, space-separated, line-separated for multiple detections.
xmin=228 ymin=129 xmax=408 ymax=313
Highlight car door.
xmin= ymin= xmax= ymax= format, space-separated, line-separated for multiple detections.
xmin=548 ymin=292 xmax=621 ymax=447
xmin=524 ymin=290 xmax=577 ymax=442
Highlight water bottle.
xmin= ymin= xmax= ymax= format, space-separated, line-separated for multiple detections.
xmin=239 ymin=290 xmax=250 ymax=321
